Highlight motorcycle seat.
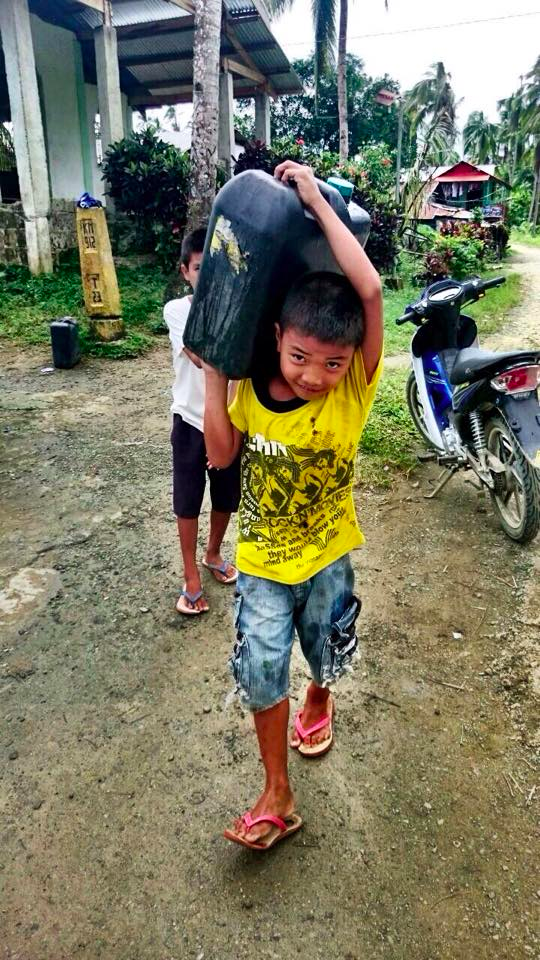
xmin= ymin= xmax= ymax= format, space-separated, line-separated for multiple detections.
xmin=450 ymin=347 xmax=540 ymax=385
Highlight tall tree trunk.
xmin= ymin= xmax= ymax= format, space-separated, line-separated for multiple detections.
xmin=528 ymin=142 xmax=540 ymax=226
xmin=337 ymin=0 xmax=348 ymax=162
xmin=187 ymin=0 xmax=221 ymax=231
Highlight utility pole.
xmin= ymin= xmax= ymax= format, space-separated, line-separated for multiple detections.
xmin=374 ymin=87 xmax=403 ymax=207
xmin=395 ymin=97 xmax=404 ymax=206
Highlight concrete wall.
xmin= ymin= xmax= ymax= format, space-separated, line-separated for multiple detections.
xmin=0 ymin=201 xmax=136 ymax=265
xmin=84 ymin=84 xmax=105 ymax=204
xmin=0 ymin=200 xmax=77 ymax=263
xmin=30 ymin=16 xmax=87 ymax=201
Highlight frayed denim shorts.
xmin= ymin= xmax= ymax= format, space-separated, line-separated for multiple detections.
xmin=229 ymin=554 xmax=361 ymax=712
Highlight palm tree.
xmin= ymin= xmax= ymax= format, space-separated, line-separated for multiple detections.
xmin=498 ymin=89 xmax=528 ymax=184
xmin=269 ymin=0 xmax=387 ymax=162
xmin=523 ymin=56 xmax=540 ymax=224
xmin=401 ymin=62 xmax=460 ymax=222
xmin=186 ymin=0 xmax=221 ymax=230
xmin=463 ymin=111 xmax=499 ymax=165
xmin=406 ymin=62 xmax=459 ymax=157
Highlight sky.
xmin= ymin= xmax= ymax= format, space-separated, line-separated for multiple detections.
xmin=270 ymin=0 xmax=540 ymax=129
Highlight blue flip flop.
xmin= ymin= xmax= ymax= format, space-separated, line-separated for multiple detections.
xmin=201 ymin=559 xmax=238 ymax=584
xmin=176 ymin=587 xmax=209 ymax=616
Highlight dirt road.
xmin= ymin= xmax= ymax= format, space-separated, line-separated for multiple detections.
xmin=1 ymin=264 xmax=539 ymax=959
xmin=485 ymin=243 xmax=540 ymax=352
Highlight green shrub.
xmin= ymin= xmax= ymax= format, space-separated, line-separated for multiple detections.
xmin=234 ymin=138 xmax=400 ymax=274
xmin=421 ymin=219 xmax=509 ymax=281
xmin=507 ymin=185 xmax=532 ymax=227
xmin=101 ymin=124 xmax=190 ymax=269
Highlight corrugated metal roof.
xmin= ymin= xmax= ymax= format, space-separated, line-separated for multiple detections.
xmin=111 ymin=0 xmax=186 ymax=27
xmin=130 ymin=61 xmax=192 ymax=83
xmin=118 ymin=34 xmax=195 ymax=59
xmin=28 ymin=0 xmax=302 ymax=100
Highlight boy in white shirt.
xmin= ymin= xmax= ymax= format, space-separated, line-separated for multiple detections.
xmin=164 ymin=228 xmax=240 ymax=615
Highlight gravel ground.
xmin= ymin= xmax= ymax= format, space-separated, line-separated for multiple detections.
xmin=1 ymin=292 xmax=539 ymax=960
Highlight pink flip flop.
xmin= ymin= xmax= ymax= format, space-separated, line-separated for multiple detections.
xmin=292 ymin=698 xmax=334 ymax=758
xmin=224 ymin=811 xmax=303 ymax=851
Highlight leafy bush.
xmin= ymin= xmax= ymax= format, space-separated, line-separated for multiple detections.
xmin=507 ymin=185 xmax=532 ymax=227
xmin=427 ymin=233 xmax=484 ymax=280
xmin=421 ymin=219 xmax=509 ymax=281
xmin=101 ymin=125 xmax=191 ymax=269
xmin=0 ymin=257 xmax=165 ymax=359
xmin=234 ymin=138 xmax=399 ymax=273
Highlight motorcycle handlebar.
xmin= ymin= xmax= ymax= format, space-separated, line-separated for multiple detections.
xmin=481 ymin=275 xmax=506 ymax=291
xmin=395 ymin=274 xmax=506 ymax=325
xmin=396 ymin=310 xmax=415 ymax=326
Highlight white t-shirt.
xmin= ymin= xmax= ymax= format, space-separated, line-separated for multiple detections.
xmin=164 ymin=296 xmax=205 ymax=433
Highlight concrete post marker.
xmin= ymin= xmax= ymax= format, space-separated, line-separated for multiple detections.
xmin=76 ymin=206 xmax=124 ymax=341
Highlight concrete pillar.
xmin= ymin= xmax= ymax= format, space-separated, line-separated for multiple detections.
xmin=218 ymin=70 xmax=235 ymax=179
xmin=0 ymin=0 xmax=52 ymax=273
xmin=94 ymin=25 xmax=124 ymax=159
xmin=254 ymin=91 xmax=271 ymax=145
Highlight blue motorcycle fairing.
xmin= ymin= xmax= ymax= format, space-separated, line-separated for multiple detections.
xmin=421 ymin=350 xmax=453 ymax=431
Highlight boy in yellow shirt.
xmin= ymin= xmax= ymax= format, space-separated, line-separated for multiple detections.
xmin=203 ymin=161 xmax=383 ymax=850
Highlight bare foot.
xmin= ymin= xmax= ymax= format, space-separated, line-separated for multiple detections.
xmin=226 ymin=783 xmax=296 ymax=845
xmin=203 ymin=551 xmax=237 ymax=584
xmin=290 ymin=686 xmax=332 ymax=750
xmin=180 ymin=573 xmax=209 ymax=613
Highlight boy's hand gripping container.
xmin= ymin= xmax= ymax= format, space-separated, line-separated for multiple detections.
xmin=183 ymin=170 xmax=370 ymax=379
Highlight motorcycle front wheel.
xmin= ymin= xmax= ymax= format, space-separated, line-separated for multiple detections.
xmin=485 ymin=416 xmax=540 ymax=543
xmin=406 ymin=371 xmax=436 ymax=448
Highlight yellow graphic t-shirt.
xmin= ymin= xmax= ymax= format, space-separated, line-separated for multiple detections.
xmin=228 ymin=350 xmax=382 ymax=585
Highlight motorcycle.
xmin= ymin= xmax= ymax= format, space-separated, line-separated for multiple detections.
xmin=396 ymin=274 xmax=540 ymax=543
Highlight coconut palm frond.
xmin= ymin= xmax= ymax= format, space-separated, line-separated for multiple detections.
xmin=265 ymin=0 xmax=296 ymax=15
xmin=312 ymin=0 xmax=337 ymax=95
xmin=405 ymin=62 xmax=458 ymax=149
xmin=463 ymin=111 xmax=499 ymax=164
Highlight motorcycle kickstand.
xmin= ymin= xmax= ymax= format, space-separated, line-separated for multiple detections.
xmin=424 ymin=464 xmax=459 ymax=500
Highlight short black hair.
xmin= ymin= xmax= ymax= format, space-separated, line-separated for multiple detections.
xmin=180 ymin=226 xmax=207 ymax=268
xmin=279 ymin=271 xmax=364 ymax=347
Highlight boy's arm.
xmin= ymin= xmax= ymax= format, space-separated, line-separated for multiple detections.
xmin=203 ymin=367 xmax=244 ymax=468
xmin=274 ymin=161 xmax=383 ymax=382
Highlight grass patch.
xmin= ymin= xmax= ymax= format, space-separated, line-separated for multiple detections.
xmin=511 ymin=226 xmax=540 ymax=248
xmin=0 ymin=255 xmax=167 ymax=359
xmin=467 ymin=271 xmax=522 ymax=336
xmin=358 ymin=367 xmax=420 ymax=486
xmin=383 ymin=269 xmax=522 ymax=356
xmin=1 ymin=249 xmax=523 ymax=362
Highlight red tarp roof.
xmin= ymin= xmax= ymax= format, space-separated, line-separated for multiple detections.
xmin=432 ymin=161 xmax=507 ymax=186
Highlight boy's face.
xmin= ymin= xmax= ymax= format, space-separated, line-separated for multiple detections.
xmin=180 ymin=251 xmax=203 ymax=290
xmin=275 ymin=325 xmax=355 ymax=401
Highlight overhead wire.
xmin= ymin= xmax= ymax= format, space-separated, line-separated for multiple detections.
xmin=281 ymin=10 xmax=540 ymax=47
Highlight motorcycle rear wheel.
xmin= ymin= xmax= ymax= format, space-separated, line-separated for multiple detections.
xmin=406 ymin=371 xmax=436 ymax=449
xmin=485 ymin=416 xmax=540 ymax=543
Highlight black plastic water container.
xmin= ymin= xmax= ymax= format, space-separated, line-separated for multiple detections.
xmin=50 ymin=317 xmax=81 ymax=369
xmin=183 ymin=170 xmax=370 ymax=379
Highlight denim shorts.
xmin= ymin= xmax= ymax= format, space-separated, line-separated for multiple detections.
xmin=229 ymin=554 xmax=361 ymax=712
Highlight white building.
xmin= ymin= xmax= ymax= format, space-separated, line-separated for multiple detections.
xmin=0 ymin=0 xmax=300 ymax=273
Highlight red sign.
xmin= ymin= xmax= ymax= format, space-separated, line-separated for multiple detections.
xmin=375 ymin=88 xmax=397 ymax=106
